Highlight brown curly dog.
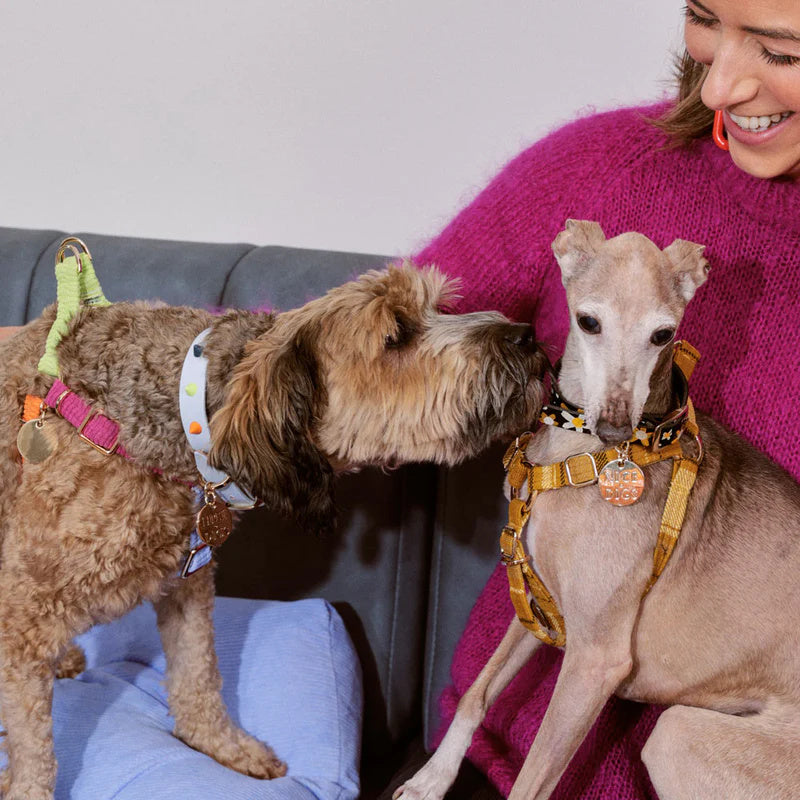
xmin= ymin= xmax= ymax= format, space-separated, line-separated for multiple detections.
xmin=0 ymin=263 xmax=545 ymax=800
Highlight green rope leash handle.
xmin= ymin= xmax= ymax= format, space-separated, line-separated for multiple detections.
xmin=37 ymin=240 xmax=111 ymax=378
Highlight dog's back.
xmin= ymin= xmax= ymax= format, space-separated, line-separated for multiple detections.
xmin=623 ymin=410 xmax=800 ymax=711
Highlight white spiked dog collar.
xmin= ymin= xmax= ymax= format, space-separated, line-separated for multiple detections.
xmin=179 ymin=328 xmax=258 ymax=510
xmin=176 ymin=328 xmax=260 ymax=578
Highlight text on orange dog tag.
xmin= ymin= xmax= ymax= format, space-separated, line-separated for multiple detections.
xmin=598 ymin=460 xmax=645 ymax=506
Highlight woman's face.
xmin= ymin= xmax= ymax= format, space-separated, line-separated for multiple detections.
xmin=684 ymin=0 xmax=800 ymax=179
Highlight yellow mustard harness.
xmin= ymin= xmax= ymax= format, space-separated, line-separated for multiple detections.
xmin=499 ymin=341 xmax=703 ymax=647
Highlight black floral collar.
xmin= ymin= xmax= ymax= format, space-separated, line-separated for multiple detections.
xmin=539 ymin=363 xmax=690 ymax=450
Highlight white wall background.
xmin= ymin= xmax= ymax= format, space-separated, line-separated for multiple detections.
xmin=0 ymin=2 xmax=684 ymax=256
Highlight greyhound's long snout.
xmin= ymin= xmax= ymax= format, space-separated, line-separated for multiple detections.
xmin=595 ymin=418 xmax=634 ymax=444
xmin=596 ymin=395 xmax=634 ymax=444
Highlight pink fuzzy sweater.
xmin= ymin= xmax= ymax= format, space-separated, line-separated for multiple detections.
xmin=414 ymin=102 xmax=800 ymax=798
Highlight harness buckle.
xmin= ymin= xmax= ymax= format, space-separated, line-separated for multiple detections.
xmin=77 ymin=411 xmax=119 ymax=456
xmin=501 ymin=551 xmax=531 ymax=567
xmin=503 ymin=431 xmax=533 ymax=472
xmin=500 ymin=524 xmax=529 ymax=566
xmin=564 ymin=452 xmax=599 ymax=487
xmin=689 ymin=431 xmax=705 ymax=465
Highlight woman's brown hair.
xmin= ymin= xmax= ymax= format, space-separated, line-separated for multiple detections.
xmin=652 ymin=51 xmax=714 ymax=146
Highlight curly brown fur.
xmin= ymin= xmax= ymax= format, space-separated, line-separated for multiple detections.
xmin=0 ymin=263 xmax=545 ymax=799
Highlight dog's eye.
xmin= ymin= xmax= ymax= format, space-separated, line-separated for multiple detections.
xmin=577 ymin=315 xmax=601 ymax=335
xmin=385 ymin=315 xmax=415 ymax=349
xmin=650 ymin=327 xmax=675 ymax=346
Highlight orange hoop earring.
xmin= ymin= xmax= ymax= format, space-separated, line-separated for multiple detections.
xmin=712 ymin=110 xmax=729 ymax=151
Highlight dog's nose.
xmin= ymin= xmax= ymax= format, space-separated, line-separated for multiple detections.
xmin=595 ymin=419 xmax=633 ymax=445
xmin=505 ymin=323 xmax=537 ymax=351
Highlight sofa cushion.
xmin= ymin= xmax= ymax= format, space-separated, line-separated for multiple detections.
xmin=0 ymin=596 xmax=362 ymax=800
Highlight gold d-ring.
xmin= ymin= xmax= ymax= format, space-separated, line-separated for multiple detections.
xmin=56 ymin=236 xmax=92 ymax=271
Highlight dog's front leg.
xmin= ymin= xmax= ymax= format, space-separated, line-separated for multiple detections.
xmin=155 ymin=568 xmax=287 ymax=779
xmin=394 ymin=618 xmax=541 ymax=800
xmin=507 ymin=642 xmax=633 ymax=800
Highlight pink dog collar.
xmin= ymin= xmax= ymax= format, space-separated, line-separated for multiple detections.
xmin=38 ymin=380 xmax=212 ymax=578
xmin=45 ymin=379 xmax=130 ymax=458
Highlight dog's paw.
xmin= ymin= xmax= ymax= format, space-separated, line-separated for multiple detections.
xmin=55 ymin=643 xmax=86 ymax=679
xmin=225 ymin=728 xmax=287 ymax=780
xmin=392 ymin=783 xmax=441 ymax=800
xmin=178 ymin=723 xmax=286 ymax=780
xmin=392 ymin=759 xmax=457 ymax=800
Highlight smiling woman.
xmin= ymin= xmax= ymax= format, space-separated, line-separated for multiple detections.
xmin=399 ymin=1 xmax=800 ymax=799
xmin=682 ymin=0 xmax=800 ymax=179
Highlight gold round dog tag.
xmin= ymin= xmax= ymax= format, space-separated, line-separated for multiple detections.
xmin=196 ymin=500 xmax=233 ymax=547
xmin=16 ymin=419 xmax=58 ymax=464
xmin=598 ymin=459 xmax=645 ymax=506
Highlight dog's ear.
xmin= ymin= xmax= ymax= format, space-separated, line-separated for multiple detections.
xmin=552 ymin=219 xmax=607 ymax=283
xmin=664 ymin=239 xmax=710 ymax=303
xmin=208 ymin=323 xmax=335 ymax=534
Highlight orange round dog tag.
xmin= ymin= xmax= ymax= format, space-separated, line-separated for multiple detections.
xmin=598 ymin=459 xmax=645 ymax=506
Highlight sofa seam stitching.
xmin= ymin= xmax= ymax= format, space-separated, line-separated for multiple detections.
xmin=218 ymin=244 xmax=258 ymax=306
xmin=423 ymin=471 xmax=447 ymax=746
xmin=326 ymin=603 xmax=345 ymax=794
xmin=106 ymin=753 xmax=200 ymax=800
xmin=24 ymin=231 xmax=65 ymax=321
xmin=384 ymin=470 xmax=407 ymax=731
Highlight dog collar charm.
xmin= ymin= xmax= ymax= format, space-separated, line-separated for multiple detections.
xmin=598 ymin=443 xmax=645 ymax=506
xmin=16 ymin=405 xmax=57 ymax=464
xmin=196 ymin=483 xmax=233 ymax=547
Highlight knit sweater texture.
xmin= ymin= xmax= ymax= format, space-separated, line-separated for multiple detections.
xmin=414 ymin=102 xmax=800 ymax=798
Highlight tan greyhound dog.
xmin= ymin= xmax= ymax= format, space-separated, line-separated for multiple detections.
xmin=395 ymin=220 xmax=800 ymax=800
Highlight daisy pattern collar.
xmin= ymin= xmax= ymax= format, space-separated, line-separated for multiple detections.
xmin=540 ymin=384 xmax=590 ymax=433
xmin=539 ymin=363 xmax=691 ymax=450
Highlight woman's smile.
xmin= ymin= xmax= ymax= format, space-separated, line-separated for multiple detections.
xmin=684 ymin=0 xmax=800 ymax=179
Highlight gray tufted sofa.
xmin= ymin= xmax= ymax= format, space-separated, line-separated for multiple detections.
xmin=0 ymin=226 xmax=509 ymax=798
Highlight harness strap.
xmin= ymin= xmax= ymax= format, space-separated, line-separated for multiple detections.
xmin=500 ymin=494 xmax=566 ymax=646
xmin=38 ymin=242 xmax=111 ymax=378
xmin=506 ymin=437 xmax=685 ymax=494
xmin=673 ymin=340 xmax=700 ymax=381
xmin=21 ymin=386 xmax=213 ymax=578
xmin=646 ymin=398 xmax=701 ymax=593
